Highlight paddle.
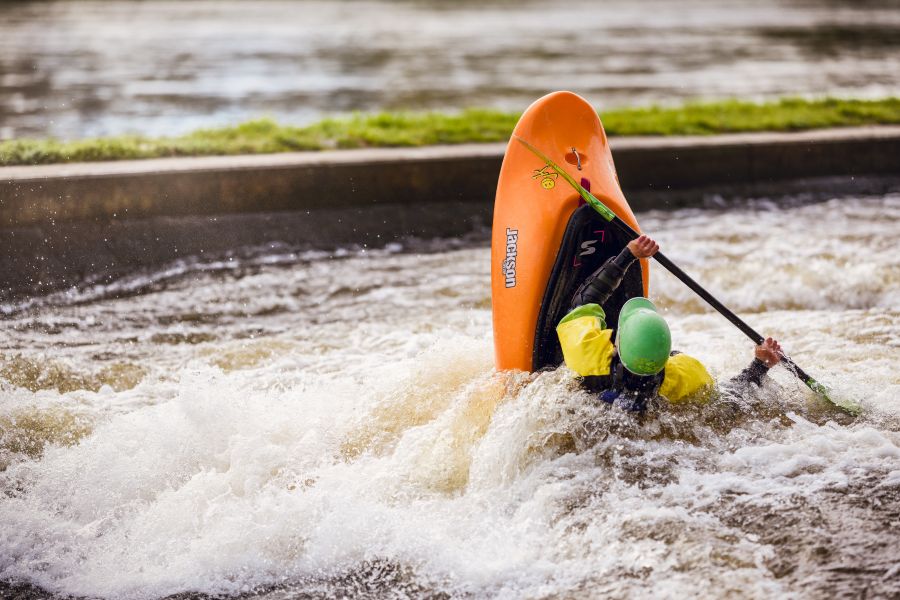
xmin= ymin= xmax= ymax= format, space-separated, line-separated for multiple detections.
xmin=515 ymin=135 xmax=859 ymax=415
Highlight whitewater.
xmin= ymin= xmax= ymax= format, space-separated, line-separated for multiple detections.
xmin=1 ymin=190 xmax=898 ymax=599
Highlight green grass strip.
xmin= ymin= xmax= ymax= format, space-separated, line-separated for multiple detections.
xmin=2 ymin=97 xmax=899 ymax=166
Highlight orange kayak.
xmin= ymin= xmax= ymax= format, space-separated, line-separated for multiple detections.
xmin=491 ymin=91 xmax=649 ymax=372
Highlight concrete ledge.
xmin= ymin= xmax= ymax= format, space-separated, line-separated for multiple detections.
xmin=2 ymin=126 xmax=900 ymax=226
xmin=0 ymin=144 xmax=506 ymax=227
xmin=612 ymin=126 xmax=900 ymax=192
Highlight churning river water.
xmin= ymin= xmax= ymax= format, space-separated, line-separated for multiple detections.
xmin=1 ymin=189 xmax=900 ymax=599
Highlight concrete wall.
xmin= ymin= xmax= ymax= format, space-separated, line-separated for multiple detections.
xmin=3 ymin=126 xmax=900 ymax=227
xmin=2 ymin=127 xmax=899 ymax=303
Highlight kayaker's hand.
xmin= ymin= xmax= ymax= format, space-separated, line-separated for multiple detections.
xmin=627 ymin=235 xmax=659 ymax=259
xmin=755 ymin=337 xmax=783 ymax=368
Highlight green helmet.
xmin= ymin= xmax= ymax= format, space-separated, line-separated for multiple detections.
xmin=616 ymin=297 xmax=671 ymax=375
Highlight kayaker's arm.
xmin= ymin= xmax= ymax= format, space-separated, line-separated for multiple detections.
xmin=729 ymin=358 xmax=771 ymax=387
xmin=727 ymin=338 xmax=783 ymax=387
xmin=571 ymin=235 xmax=659 ymax=309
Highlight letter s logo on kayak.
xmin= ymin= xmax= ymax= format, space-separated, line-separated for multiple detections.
xmin=502 ymin=227 xmax=518 ymax=288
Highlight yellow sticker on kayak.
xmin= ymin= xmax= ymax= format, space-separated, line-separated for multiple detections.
xmin=532 ymin=165 xmax=558 ymax=190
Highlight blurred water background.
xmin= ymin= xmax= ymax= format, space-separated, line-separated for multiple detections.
xmin=2 ymin=0 xmax=900 ymax=140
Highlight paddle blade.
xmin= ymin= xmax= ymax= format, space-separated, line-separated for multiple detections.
xmin=805 ymin=377 xmax=861 ymax=416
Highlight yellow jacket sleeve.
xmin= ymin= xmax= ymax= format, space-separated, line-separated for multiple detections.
xmin=659 ymin=353 xmax=715 ymax=403
xmin=556 ymin=304 xmax=616 ymax=377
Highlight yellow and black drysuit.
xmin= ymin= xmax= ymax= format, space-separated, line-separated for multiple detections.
xmin=557 ymin=246 xmax=772 ymax=410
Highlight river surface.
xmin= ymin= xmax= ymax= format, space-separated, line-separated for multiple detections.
xmin=1 ymin=189 xmax=899 ymax=599
xmin=2 ymin=0 xmax=900 ymax=140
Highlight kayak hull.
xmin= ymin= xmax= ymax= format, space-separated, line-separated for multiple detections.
xmin=491 ymin=91 xmax=648 ymax=372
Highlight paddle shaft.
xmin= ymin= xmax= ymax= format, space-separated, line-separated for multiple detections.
xmin=605 ymin=216 xmax=818 ymax=385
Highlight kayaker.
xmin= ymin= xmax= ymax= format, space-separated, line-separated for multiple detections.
xmin=557 ymin=235 xmax=783 ymax=411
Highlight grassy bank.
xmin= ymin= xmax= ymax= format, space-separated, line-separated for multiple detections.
xmin=2 ymin=97 xmax=899 ymax=166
